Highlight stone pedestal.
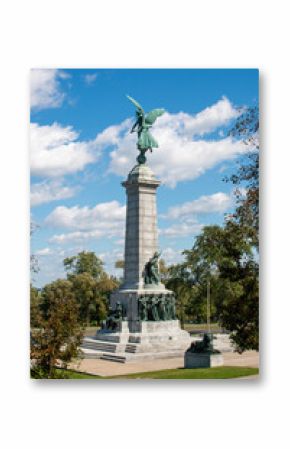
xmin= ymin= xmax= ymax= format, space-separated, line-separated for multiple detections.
xmin=184 ymin=352 xmax=224 ymax=368
xmin=122 ymin=163 xmax=161 ymax=290
xmin=81 ymin=163 xmax=191 ymax=362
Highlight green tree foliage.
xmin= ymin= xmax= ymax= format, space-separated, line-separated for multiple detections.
xmin=183 ymin=223 xmax=259 ymax=352
xmin=64 ymin=251 xmax=104 ymax=279
xmin=159 ymin=258 xmax=169 ymax=282
xmin=30 ymin=284 xmax=41 ymax=328
xmin=31 ymin=279 xmax=84 ymax=378
xmin=30 ymin=222 xmax=39 ymax=277
xmin=64 ymin=252 xmax=119 ymax=325
xmin=227 ymin=106 xmax=259 ymax=247
xmin=115 ymin=259 xmax=124 ymax=269
xmin=69 ymin=272 xmax=118 ymax=325
xmin=165 ymin=264 xmax=194 ymax=327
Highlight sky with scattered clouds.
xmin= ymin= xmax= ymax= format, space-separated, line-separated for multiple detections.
xmin=30 ymin=68 xmax=258 ymax=287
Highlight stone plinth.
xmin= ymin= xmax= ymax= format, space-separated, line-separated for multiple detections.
xmin=83 ymin=163 xmax=191 ymax=363
xmin=184 ymin=352 xmax=224 ymax=368
xmin=81 ymin=320 xmax=191 ymax=362
xmin=110 ymin=288 xmax=171 ymax=332
xmin=122 ymin=164 xmax=161 ymax=291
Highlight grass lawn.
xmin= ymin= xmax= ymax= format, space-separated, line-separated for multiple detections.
xmin=58 ymin=366 xmax=258 ymax=379
xmin=107 ymin=366 xmax=258 ymax=379
xmin=55 ymin=369 xmax=101 ymax=379
xmin=183 ymin=323 xmax=222 ymax=333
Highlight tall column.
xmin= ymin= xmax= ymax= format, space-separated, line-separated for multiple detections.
xmin=121 ymin=164 xmax=161 ymax=290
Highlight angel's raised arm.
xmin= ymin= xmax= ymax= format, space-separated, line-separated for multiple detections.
xmin=127 ymin=95 xmax=144 ymax=114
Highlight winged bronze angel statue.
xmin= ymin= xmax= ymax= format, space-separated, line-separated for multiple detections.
xmin=127 ymin=95 xmax=165 ymax=164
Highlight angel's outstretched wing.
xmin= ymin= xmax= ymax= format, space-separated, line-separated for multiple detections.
xmin=145 ymin=108 xmax=165 ymax=125
xmin=127 ymin=95 xmax=144 ymax=113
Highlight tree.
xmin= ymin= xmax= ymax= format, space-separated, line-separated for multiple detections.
xmin=69 ymin=272 xmax=117 ymax=325
xmin=64 ymin=251 xmax=104 ymax=279
xmin=30 ymin=222 xmax=39 ymax=277
xmin=165 ymin=264 xmax=194 ymax=327
xmin=159 ymin=258 xmax=170 ymax=282
xmin=183 ymin=223 xmax=259 ymax=352
xmin=30 ymin=279 xmax=84 ymax=378
xmin=30 ymin=284 xmax=41 ymax=328
xmin=227 ymin=106 xmax=259 ymax=248
xmin=115 ymin=259 xmax=124 ymax=269
xmin=64 ymin=252 xmax=119 ymax=325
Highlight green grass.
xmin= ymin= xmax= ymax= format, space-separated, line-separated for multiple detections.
xmin=55 ymin=369 xmax=101 ymax=379
xmin=183 ymin=323 xmax=222 ymax=333
xmin=107 ymin=366 xmax=258 ymax=379
xmin=57 ymin=366 xmax=258 ymax=379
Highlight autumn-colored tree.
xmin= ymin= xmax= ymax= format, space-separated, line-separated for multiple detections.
xmin=30 ymin=279 xmax=84 ymax=378
xmin=115 ymin=259 xmax=124 ymax=269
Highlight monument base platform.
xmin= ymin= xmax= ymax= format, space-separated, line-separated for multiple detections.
xmin=80 ymin=320 xmax=191 ymax=363
xmin=184 ymin=352 xmax=224 ymax=368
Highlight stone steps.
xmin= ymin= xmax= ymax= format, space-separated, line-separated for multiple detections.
xmin=81 ymin=338 xmax=117 ymax=353
xmin=125 ymin=344 xmax=137 ymax=353
xmin=100 ymin=354 xmax=127 ymax=363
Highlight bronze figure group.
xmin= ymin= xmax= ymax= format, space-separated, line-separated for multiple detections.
xmin=138 ymin=294 xmax=176 ymax=321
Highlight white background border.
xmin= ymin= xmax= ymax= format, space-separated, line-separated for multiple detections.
xmin=0 ymin=1 xmax=289 ymax=448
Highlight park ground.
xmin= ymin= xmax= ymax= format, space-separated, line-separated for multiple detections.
xmin=63 ymin=325 xmax=259 ymax=379
xmin=67 ymin=350 xmax=259 ymax=379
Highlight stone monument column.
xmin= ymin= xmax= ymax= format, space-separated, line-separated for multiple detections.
xmin=122 ymin=164 xmax=162 ymax=290
xmin=81 ymin=96 xmax=191 ymax=361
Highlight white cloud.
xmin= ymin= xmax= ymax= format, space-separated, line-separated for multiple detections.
xmin=46 ymin=200 xmax=126 ymax=243
xmin=30 ymin=122 xmax=99 ymax=178
xmin=157 ymin=96 xmax=240 ymax=137
xmin=50 ymin=230 xmax=105 ymax=244
xmin=84 ymin=73 xmax=97 ymax=85
xmin=159 ymin=192 xmax=231 ymax=238
xmin=31 ymin=179 xmax=77 ymax=206
xmin=114 ymin=238 xmax=125 ymax=246
xmin=35 ymin=247 xmax=53 ymax=256
xmin=94 ymin=118 xmax=132 ymax=147
xmin=104 ymin=97 xmax=247 ymax=187
xmin=30 ymin=69 xmax=68 ymax=110
xmin=160 ymin=219 xmax=203 ymax=238
xmin=161 ymin=247 xmax=185 ymax=265
xmin=165 ymin=192 xmax=232 ymax=220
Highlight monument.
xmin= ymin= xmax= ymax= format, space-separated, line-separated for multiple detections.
xmin=184 ymin=333 xmax=224 ymax=368
xmin=81 ymin=96 xmax=191 ymax=362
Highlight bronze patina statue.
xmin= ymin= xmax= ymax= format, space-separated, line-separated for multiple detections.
xmin=188 ymin=333 xmax=218 ymax=354
xmin=138 ymin=293 xmax=177 ymax=321
xmin=138 ymin=296 xmax=148 ymax=321
xmin=127 ymin=95 xmax=165 ymax=164
xmin=101 ymin=302 xmax=125 ymax=331
xmin=144 ymin=251 xmax=161 ymax=285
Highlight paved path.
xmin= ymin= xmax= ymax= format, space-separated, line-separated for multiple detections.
xmin=223 ymin=351 xmax=259 ymax=368
xmin=69 ymin=351 xmax=259 ymax=377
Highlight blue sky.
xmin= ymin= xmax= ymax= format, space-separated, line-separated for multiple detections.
xmin=30 ymin=68 xmax=258 ymax=287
